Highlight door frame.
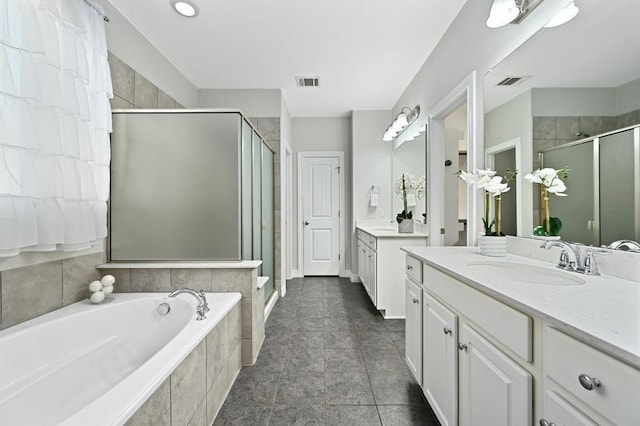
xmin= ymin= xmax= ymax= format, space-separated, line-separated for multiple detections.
xmin=284 ymin=144 xmax=293 ymax=281
xmin=428 ymin=71 xmax=482 ymax=246
xmin=297 ymin=151 xmax=346 ymax=277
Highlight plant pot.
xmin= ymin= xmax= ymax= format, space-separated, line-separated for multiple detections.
xmin=478 ymin=235 xmax=507 ymax=257
xmin=398 ymin=220 xmax=414 ymax=233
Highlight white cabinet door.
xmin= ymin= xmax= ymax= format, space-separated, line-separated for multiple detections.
xmin=368 ymin=248 xmax=377 ymax=305
xmin=459 ymin=324 xmax=532 ymax=426
xmin=357 ymin=240 xmax=365 ymax=284
xmin=405 ymin=279 xmax=422 ymax=384
xmin=423 ymin=292 xmax=458 ymax=426
xmin=542 ymin=387 xmax=598 ymax=426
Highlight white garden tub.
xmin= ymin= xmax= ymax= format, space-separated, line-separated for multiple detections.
xmin=0 ymin=291 xmax=241 ymax=426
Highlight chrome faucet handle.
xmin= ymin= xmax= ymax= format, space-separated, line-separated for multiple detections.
xmin=198 ymin=289 xmax=210 ymax=312
xmin=583 ymin=248 xmax=611 ymax=276
xmin=557 ymin=250 xmax=570 ymax=269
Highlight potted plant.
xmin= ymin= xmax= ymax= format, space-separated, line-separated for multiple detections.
xmin=524 ymin=167 xmax=569 ymax=239
xmin=395 ymin=173 xmax=425 ymax=233
xmin=458 ymin=168 xmax=517 ymax=256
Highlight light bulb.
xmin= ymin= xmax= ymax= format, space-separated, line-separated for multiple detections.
xmin=172 ymin=1 xmax=199 ymax=17
xmin=544 ymin=2 xmax=579 ymax=28
xmin=486 ymin=0 xmax=519 ymax=28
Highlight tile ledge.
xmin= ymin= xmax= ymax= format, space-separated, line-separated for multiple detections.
xmin=98 ymin=261 xmax=262 ymax=270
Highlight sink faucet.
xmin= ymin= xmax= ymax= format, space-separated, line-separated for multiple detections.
xmin=541 ymin=241 xmax=582 ymax=271
xmin=541 ymin=241 xmax=611 ymax=275
xmin=607 ymin=239 xmax=640 ymax=251
xmin=168 ymin=288 xmax=209 ymax=320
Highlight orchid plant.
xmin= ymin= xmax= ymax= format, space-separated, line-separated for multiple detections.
xmin=458 ymin=168 xmax=517 ymax=236
xmin=395 ymin=173 xmax=425 ymax=223
xmin=524 ymin=167 xmax=570 ymax=236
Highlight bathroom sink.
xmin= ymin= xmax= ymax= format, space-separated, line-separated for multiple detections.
xmin=465 ymin=261 xmax=586 ymax=286
xmin=369 ymin=227 xmax=397 ymax=231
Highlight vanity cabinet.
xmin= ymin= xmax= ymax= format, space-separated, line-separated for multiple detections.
xmin=357 ymin=229 xmax=426 ymax=318
xmin=540 ymin=326 xmax=640 ymax=425
xmin=408 ymin=258 xmax=533 ymax=426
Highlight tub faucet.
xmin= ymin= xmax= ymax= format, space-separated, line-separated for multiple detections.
xmin=540 ymin=240 xmax=583 ymax=272
xmin=168 ymin=288 xmax=209 ymax=320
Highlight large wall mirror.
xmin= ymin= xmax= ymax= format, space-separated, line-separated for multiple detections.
xmin=392 ymin=132 xmax=426 ymax=224
xmin=484 ymin=0 xmax=640 ymax=251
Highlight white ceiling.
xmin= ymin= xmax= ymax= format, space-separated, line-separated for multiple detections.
xmin=484 ymin=0 xmax=640 ymax=112
xmin=106 ymin=0 xmax=467 ymax=117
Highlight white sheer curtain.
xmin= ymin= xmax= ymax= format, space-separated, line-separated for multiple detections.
xmin=0 ymin=0 xmax=112 ymax=257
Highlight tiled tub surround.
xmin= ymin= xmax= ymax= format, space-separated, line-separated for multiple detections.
xmin=98 ymin=261 xmax=266 ymax=366
xmin=0 ymin=251 xmax=106 ymax=330
xmin=0 ymin=292 xmax=241 ymax=425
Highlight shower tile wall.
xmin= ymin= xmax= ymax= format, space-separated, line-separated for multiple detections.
xmin=0 ymin=252 xmax=106 ymax=329
xmin=531 ymin=110 xmax=640 ymax=224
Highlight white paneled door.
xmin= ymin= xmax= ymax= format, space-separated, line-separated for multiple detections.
xmin=301 ymin=154 xmax=341 ymax=275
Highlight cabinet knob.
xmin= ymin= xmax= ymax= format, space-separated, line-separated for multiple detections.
xmin=458 ymin=343 xmax=468 ymax=351
xmin=443 ymin=326 xmax=452 ymax=335
xmin=412 ymin=297 xmax=419 ymax=304
xmin=578 ymin=374 xmax=601 ymax=391
xmin=407 ymin=265 xmax=413 ymax=270
xmin=539 ymin=419 xmax=556 ymax=426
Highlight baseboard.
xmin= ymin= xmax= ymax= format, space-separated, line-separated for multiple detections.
xmin=291 ymin=269 xmax=303 ymax=278
xmin=264 ymin=290 xmax=279 ymax=320
xmin=350 ymin=274 xmax=361 ymax=283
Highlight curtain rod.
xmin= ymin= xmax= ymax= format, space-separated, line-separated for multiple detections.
xmin=84 ymin=0 xmax=110 ymax=22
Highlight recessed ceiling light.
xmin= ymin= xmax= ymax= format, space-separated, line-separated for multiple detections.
xmin=171 ymin=0 xmax=199 ymax=18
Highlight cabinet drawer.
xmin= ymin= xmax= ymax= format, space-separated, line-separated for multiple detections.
xmin=544 ymin=326 xmax=640 ymax=424
xmin=405 ymin=255 xmax=422 ymax=283
xmin=423 ymin=264 xmax=532 ymax=362
xmin=368 ymin=235 xmax=376 ymax=250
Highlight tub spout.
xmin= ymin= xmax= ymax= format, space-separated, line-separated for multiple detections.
xmin=168 ymin=289 xmax=208 ymax=320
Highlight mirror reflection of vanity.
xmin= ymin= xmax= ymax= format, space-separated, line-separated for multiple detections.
xmin=484 ymin=0 xmax=640 ymax=251
xmin=392 ymin=133 xmax=426 ymax=223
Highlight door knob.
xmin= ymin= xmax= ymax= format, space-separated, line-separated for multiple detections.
xmin=304 ymin=221 xmax=309 ymax=226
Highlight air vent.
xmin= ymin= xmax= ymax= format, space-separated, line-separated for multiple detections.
xmin=295 ymin=76 xmax=320 ymax=87
xmin=497 ymin=75 xmax=531 ymax=86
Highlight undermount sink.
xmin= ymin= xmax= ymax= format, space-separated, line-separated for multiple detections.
xmin=465 ymin=261 xmax=586 ymax=286
xmin=369 ymin=227 xmax=397 ymax=231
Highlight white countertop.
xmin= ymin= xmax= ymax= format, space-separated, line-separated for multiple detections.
xmin=402 ymin=246 xmax=640 ymax=369
xmin=357 ymin=224 xmax=428 ymax=238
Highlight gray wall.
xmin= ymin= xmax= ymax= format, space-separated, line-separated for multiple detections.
xmin=291 ymin=117 xmax=353 ymax=274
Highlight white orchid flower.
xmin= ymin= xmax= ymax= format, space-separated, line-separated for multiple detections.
xmin=547 ymin=178 xmax=567 ymax=196
xmin=476 ymin=168 xmax=497 ymax=177
xmin=525 ymin=168 xmax=568 ymax=196
xmin=484 ymin=176 xmax=511 ymax=196
xmin=475 ymin=174 xmax=493 ymax=189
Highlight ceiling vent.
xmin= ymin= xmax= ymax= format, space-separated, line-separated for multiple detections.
xmin=497 ymin=75 xmax=531 ymax=86
xmin=295 ymin=77 xmax=320 ymax=87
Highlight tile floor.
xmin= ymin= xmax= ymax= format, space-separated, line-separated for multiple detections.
xmin=214 ymin=277 xmax=440 ymax=425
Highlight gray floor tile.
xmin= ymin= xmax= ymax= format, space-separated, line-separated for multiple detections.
xmin=324 ymin=330 xmax=359 ymax=349
xmin=275 ymin=371 xmax=325 ymax=405
xmin=324 ymin=317 xmax=355 ymax=331
xmin=362 ymin=350 xmax=409 ymax=373
xmin=213 ymin=404 xmax=272 ymax=425
xmin=385 ymin=319 xmax=405 ymax=332
xmin=324 ymin=348 xmax=366 ymax=372
xmin=377 ymin=405 xmax=440 ymax=426
xmin=325 ymin=370 xmax=375 ymax=405
xmin=326 ymin=405 xmax=382 ymax=426
xmin=290 ymin=331 xmax=324 ymax=348
xmin=369 ymin=372 xmax=425 ymax=405
xmin=269 ymin=405 xmax=325 ymax=425
xmin=251 ymin=345 xmax=287 ymax=372
xmin=357 ymin=331 xmax=396 ymax=349
xmin=284 ymin=347 xmax=325 ymax=372
xmin=224 ymin=371 xmax=281 ymax=406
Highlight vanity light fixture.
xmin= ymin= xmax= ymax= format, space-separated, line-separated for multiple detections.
xmin=486 ymin=0 xmax=520 ymax=28
xmin=383 ymin=106 xmax=420 ymax=142
xmin=171 ymin=0 xmax=199 ymax=17
xmin=543 ymin=1 xmax=579 ymax=28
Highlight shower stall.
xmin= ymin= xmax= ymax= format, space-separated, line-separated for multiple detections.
xmin=109 ymin=110 xmax=275 ymax=300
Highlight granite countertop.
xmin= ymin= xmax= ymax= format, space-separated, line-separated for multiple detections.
xmin=401 ymin=246 xmax=640 ymax=369
xmin=357 ymin=224 xmax=428 ymax=238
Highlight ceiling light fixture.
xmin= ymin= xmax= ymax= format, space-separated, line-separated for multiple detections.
xmin=382 ymin=106 xmax=421 ymax=142
xmin=544 ymin=1 xmax=579 ymax=28
xmin=486 ymin=0 xmax=520 ymax=28
xmin=171 ymin=0 xmax=199 ymax=17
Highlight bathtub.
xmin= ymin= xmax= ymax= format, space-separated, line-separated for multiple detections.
xmin=0 ymin=291 xmax=241 ymax=426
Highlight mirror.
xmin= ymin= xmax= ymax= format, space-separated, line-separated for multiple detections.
xmin=392 ymin=133 xmax=426 ymax=224
xmin=484 ymin=0 xmax=640 ymax=251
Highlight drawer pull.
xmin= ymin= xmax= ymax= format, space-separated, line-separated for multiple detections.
xmin=458 ymin=343 xmax=468 ymax=351
xmin=407 ymin=265 xmax=414 ymax=270
xmin=412 ymin=297 xmax=419 ymax=304
xmin=443 ymin=326 xmax=452 ymax=335
xmin=578 ymin=374 xmax=601 ymax=391
xmin=539 ymin=419 xmax=556 ymax=426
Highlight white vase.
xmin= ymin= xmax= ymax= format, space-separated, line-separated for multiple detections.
xmin=479 ymin=235 xmax=507 ymax=257
xmin=398 ymin=220 xmax=414 ymax=233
